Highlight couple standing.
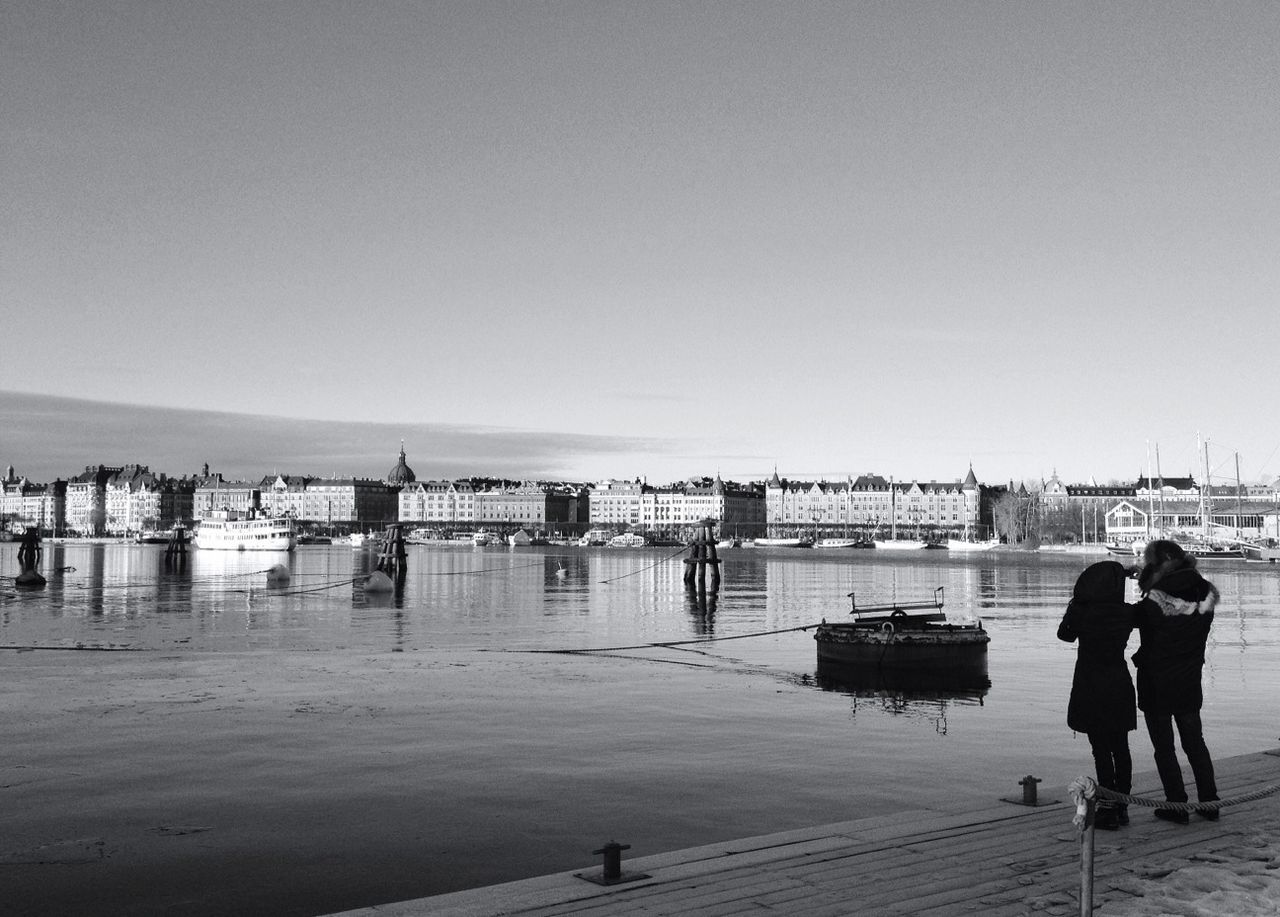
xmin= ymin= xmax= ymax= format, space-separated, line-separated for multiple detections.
xmin=1057 ymin=540 xmax=1220 ymax=830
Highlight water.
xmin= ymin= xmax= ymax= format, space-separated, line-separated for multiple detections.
xmin=3 ymin=543 xmax=1279 ymax=916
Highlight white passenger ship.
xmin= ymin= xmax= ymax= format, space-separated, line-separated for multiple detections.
xmin=194 ymin=511 xmax=296 ymax=551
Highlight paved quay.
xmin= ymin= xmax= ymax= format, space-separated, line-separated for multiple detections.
xmin=330 ymin=748 xmax=1280 ymax=917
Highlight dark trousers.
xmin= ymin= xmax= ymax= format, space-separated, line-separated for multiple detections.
xmin=1144 ymin=710 xmax=1218 ymax=803
xmin=1086 ymin=729 xmax=1132 ymax=799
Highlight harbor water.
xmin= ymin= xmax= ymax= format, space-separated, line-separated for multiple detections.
xmin=3 ymin=543 xmax=1279 ymax=916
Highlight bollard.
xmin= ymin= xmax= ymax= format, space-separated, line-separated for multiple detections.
xmin=1020 ymin=775 xmax=1042 ymax=806
xmin=577 ymin=838 xmax=649 ymax=886
xmin=594 ymin=840 xmax=629 ymax=882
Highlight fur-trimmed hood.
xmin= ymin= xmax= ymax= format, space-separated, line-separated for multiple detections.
xmin=1140 ymin=560 xmax=1218 ymax=617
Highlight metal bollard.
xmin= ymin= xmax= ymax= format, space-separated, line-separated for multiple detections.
xmin=1020 ymin=775 xmax=1042 ymax=806
xmin=593 ymin=840 xmax=630 ymax=881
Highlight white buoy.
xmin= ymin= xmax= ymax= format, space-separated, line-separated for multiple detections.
xmin=365 ymin=570 xmax=395 ymax=593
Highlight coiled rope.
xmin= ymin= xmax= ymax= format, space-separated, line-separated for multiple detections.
xmin=597 ymin=547 xmax=690 ymax=584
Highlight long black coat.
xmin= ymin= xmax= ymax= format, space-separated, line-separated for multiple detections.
xmin=1057 ymin=561 xmax=1137 ymax=734
xmin=1133 ymin=562 xmax=1217 ymax=716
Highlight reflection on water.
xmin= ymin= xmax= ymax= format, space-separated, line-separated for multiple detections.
xmin=5 ymin=542 xmax=1280 ymax=745
xmin=813 ymin=656 xmax=990 ymax=735
xmin=6 ymin=542 xmax=1280 ymax=915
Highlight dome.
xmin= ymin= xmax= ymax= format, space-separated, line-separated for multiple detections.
xmin=387 ymin=443 xmax=416 ymax=485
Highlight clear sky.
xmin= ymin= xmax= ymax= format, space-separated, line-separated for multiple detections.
xmin=3 ymin=2 xmax=1278 ymax=487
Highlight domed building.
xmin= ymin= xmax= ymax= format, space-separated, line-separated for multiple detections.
xmin=386 ymin=442 xmax=416 ymax=487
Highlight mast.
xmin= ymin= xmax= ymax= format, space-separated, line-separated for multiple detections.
xmin=1155 ymin=442 xmax=1165 ymax=535
xmin=1145 ymin=440 xmax=1155 ymax=538
xmin=1201 ymin=434 xmax=1212 ymax=537
xmin=1236 ymin=452 xmax=1243 ymax=535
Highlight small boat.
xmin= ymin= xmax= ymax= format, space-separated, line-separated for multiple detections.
xmin=813 ymin=587 xmax=989 ymax=673
xmin=471 ymin=531 xmax=499 ymax=546
xmin=754 ymin=536 xmax=814 ymax=548
xmin=946 ymin=538 xmax=1000 ymax=552
xmin=607 ymin=532 xmax=647 ymax=548
xmin=716 ymin=537 xmax=741 ymax=549
xmin=1243 ymin=543 xmax=1280 ymax=563
xmin=815 ymin=538 xmax=859 ymax=549
xmin=507 ymin=529 xmax=533 ymax=546
xmin=348 ymin=532 xmax=367 ymax=547
xmin=194 ymin=511 xmax=296 ymax=552
xmin=577 ymin=529 xmax=612 ymax=546
xmin=872 ymin=539 xmax=927 ymax=551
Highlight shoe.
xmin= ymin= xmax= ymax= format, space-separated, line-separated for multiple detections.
xmin=1154 ymin=807 xmax=1189 ymax=825
xmin=1117 ymin=804 xmax=1129 ymax=826
xmin=1197 ymin=801 xmax=1220 ymax=821
xmin=1094 ymin=806 xmax=1120 ymax=831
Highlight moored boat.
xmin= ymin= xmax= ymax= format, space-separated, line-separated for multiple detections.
xmin=813 ymin=588 xmax=989 ymax=673
xmin=872 ymin=539 xmax=927 ymax=551
xmin=194 ymin=511 xmax=296 ymax=552
xmin=577 ymin=528 xmax=611 ymax=546
xmin=754 ymin=536 xmax=813 ymax=548
xmin=606 ymin=532 xmax=647 ymax=548
xmin=946 ymin=538 xmax=1000 ymax=552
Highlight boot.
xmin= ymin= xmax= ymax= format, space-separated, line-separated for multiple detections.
xmin=1094 ymin=804 xmax=1120 ymax=831
xmin=1116 ymin=803 xmax=1129 ymax=826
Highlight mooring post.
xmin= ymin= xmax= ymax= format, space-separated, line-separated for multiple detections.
xmin=1020 ymin=774 xmax=1042 ymax=806
xmin=593 ymin=840 xmax=630 ymax=882
xmin=707 ymin=527 xmax=721 ymax=591
xmin=696 ymin=528 xmax=707 ymax=590
xmin=1080 ymin=797 xmax=1096 ymax=917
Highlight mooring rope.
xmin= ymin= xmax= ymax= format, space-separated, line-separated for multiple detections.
xmin=424 ymin=561 xmax=548 ymax=576
xmin=228 ymin=576 xmax=365 ymax=597
xmin=501 ymin=623 xmax=818 ymax=655
xmin=1097 ymin=783 xmax=1280 ymax=812
xmin=598 ymin=547 xmax=690 ymax=584
xmin=0 ymin=644 xmax=152 ymax=652
xmin=1068 ymin=775 xmax=1280 ymax=829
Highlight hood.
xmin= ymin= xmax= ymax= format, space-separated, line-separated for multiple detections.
xmin=1072 ymin=560 xmax=1128 ymax=604
xmin=1146 ymin=566 xmax=1219 ymax=616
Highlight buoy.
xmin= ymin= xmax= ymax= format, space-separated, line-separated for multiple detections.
xmin=15 ymin=570 xmax=47 ymax=589
xmin=365 ymin=570 xmax=395 ymax=593
xmin=266 ymin=564 xmax=291 ymax=586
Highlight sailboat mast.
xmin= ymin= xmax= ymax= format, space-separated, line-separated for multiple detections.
xmin=1145 ymin=440 xmax=1155 ymax=538
xmin=1155 ymin=442 xmax=1164 ymax=535
xmin=1201 ymin=435 xmax=1212 ymax=536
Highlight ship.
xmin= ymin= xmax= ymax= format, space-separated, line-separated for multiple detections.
xmin=194 ymin=511 xmax=296 ymax=552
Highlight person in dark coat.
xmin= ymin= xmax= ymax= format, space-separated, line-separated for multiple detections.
xmin=1132 ymin=539 xmax=1219 ymax=824
xmin=1057 ymin=560 xmax=1137 ymax=829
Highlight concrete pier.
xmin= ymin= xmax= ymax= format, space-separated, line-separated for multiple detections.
xmin=328 ymin=749 xmax=1280 ymax=916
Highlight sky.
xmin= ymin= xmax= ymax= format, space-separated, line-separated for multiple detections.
xmin=3 ymin=1 xmax=1279 ymax=487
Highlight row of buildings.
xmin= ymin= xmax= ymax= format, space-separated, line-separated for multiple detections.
xmin=3 ymin=448 xmax=1279 ymax=542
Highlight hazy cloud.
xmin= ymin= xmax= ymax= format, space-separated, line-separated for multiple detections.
xmin=0 ymin=391 xmax=675 ymax=484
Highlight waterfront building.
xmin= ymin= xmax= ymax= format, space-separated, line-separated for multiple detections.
xmin=474 ymin=482 xmax=574 ymax=530
xmin=398 ymin=479 xmax=477 ymax=526
xmin=587 ymin=476 xmax=764 ymax=539
xmin=259 ymin=475 xmax=397 ymax=527
xmin=102 ymin=465 xmax=193 ymax=534
xmin=765 ymin=468 xmax=981 ymax=538
xmin=1104 ymin=498 xmax=1275 ymax=545
xmin=588 ymin=479 xmax=650 ymax=530
xmin=193 ymin=465 xmax=261 ymax=519
xmin=64 ymin=465 xmax=120 ymax=536
xmin=1 ymin=467 xmax=65 ymax=535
